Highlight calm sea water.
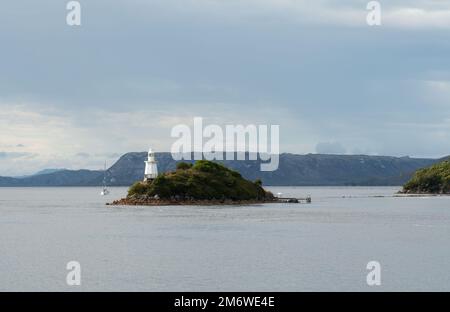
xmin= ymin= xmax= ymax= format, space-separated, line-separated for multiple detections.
xmin=0 ymin=186 xmax=449 ymax=291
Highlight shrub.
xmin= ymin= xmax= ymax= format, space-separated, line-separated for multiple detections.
xmin=403 ymin=160 xmax=450 ymax=194
xmin=128 ymin=181 xmax=148 ymax=196
xmin=127 ymin=160 xmax=272 ymax=200
xmin=176 ymin=162 xmax=193 ymax=170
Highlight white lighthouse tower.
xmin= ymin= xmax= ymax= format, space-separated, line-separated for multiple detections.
xmin=144 ymin=148 xmax=158 ymax=182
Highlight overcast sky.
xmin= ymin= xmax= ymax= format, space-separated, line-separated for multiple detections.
xmin=1 ymin=0 xmax=450 ymax=176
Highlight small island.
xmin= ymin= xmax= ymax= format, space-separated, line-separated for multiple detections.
xmin=109 ymin=160 xmax=278 ymax=206
xmin=401 ymin=159 xmax=450 ymax=195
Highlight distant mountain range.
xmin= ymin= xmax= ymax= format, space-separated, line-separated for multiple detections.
xmin=13 ymin=168 xmax=66 ymax=179
xmin=0 ymin=152 xmax=445 ymax=187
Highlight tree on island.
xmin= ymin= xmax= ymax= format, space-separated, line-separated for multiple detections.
xmin=176 ymin=162 xmax=193 ymax=170
xmin=128 ymin=160 xmax=274 ymax=201
xmin=402 ymin=160 xmax=450 ymax=194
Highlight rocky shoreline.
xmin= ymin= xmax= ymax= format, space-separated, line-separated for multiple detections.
xmin=107 ymin=194 xmax=279 ymax=206
xmin=395 ymin=192 xmax=450 ymax=197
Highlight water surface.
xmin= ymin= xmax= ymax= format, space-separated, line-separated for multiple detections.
xmin=0 ymin=186 xmax=449 ymax=291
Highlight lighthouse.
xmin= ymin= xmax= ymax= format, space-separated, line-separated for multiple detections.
xmin=144 ymin=148 xmax=158 ymax=182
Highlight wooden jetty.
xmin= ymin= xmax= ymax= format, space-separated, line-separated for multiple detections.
xmin=276 ymin=196 xmax=312 ymax=204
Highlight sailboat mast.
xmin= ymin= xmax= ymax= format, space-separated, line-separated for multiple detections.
xmin=103 ymin=161 xmax=107 ymax=186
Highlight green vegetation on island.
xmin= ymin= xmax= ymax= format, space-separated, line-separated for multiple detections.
xmin=122 ymin=160 xmax=274 ymax=204
xmin=402 ymin=160 xmax=450 ymax=194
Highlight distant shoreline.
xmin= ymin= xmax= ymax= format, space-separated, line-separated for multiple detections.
xmin=1 ymin=152 xmax=445 ymax=187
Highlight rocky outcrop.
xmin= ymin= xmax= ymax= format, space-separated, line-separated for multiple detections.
xmin=108 ymin=193 xmax=277 ymax=206
xmin=109 ymin=160 xmax=276 ymax=206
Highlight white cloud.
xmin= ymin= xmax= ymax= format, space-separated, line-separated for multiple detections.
xmin=385 ymin=8 xmax=450 ymax=29
xmin=181 ymin=0 xmax=450 ymax=29
xmin=0 ymin=100 xmax=294 ymax=175
xmin=422 ymin=80 xmax=450 ymax=106
xmin=0 ymin=103 xmax=70 ymax=155
xmin=0 ymin=152 xmax=36 ymax=159
xmin=425 ymin=80 xmax=450 ymax=93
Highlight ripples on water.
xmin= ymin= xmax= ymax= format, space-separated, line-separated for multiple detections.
xmin=0 ymin=186 xmax=449 ymax=291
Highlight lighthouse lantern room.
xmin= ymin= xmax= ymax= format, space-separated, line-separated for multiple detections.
xmin=144 ymin=148 xmax=158 ymax=182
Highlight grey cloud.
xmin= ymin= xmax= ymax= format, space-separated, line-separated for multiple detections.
xmin=316 ymin=142 xmax=347 ymax=155
xmin=1 ymin=0 xmax=450 ymax=176
xmin=0 ymin=152 xmax=35 ymax=159
xmin=75 ymin=152 xmax=90 ymax=158
xmin=94 ymin=153 xmax=122 ymax=159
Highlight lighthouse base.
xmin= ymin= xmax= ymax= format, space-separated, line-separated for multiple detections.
xmin=143 ymin=176 xmax=156 ymax=183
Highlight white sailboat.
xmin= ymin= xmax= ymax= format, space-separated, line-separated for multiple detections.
xmin=100 ymin=161 xmax=110 ymax=196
